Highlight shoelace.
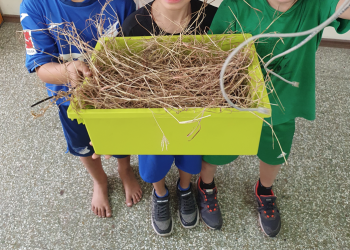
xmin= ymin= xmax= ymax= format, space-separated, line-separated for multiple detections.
xmin=259 ymin=198 xmax=276 ymax=218
xmin=155 ymin=201 xmax=169 ymax=220
xmin=181 ymin=194 xmax=196 ymax=213
xmin=203 ymin=190 xmax=218 ymax=212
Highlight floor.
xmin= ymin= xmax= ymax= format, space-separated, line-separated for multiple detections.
xmin=0 ymin=22 xmax=349 ymax=249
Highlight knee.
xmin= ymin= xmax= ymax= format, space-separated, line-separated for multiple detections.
xmin=202 ymin=160 xmax=216 ymax=169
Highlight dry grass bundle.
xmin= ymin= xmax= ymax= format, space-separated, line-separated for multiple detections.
xmin=71 ymin=35 xmax=259 ymax=112
xmin=24 ymin=1 xmax=267 ymax=115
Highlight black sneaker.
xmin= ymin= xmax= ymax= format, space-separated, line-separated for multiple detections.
xmin=254 ymin=181 xmax=281 ymax=237
xmin=151 ymin=189 xmax=173 ymax=236
xmin=196 ymin=177 xmax=223 ymax=230
xmin=176 ymin=180 xmax=199 ymax=229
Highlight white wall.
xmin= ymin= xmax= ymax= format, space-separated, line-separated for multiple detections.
xmin=1 ymin=0 xmax=350 ymax=40
xmin=0 ymin=0 xmax=22 ymax=15
xmin=323 ymin=27 xmax=350 ymax=40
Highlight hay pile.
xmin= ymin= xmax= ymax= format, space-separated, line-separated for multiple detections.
xmin=70 ymin=35 xmax=259 ymax=111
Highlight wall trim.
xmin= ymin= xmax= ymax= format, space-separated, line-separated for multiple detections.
xmin=319 ymin=38 xmax=350 ymax=49
xmin=3 ymin=14 xmax=20 ymax=23
xmin=1 ymin=15 xmax=350 ymax=49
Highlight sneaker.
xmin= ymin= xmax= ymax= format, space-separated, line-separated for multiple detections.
xmin=254 ymin=181 xmax=281 ymax=237
xmin=176 ymin=180 xmax=199 ymax=229
xmin=196 ymin=177 xmax=223 ymax=230
xmin=151 ymin=189 xmax=173 ymax=236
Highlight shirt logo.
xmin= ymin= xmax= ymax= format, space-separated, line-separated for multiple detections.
xmin=23 ymin=30 xmax=37 ymax=55
xmin=20 ymin=13 xmax=29 ymax=22
xmin=103 ymin=21 xmax=120 ymax=37
xmin=76 ymin=146 xmax=91 ymax=155
xmin=277 ymin=152 xmax=287 ymax=159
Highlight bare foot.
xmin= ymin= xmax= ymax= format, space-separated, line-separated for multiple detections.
xmin=91 ymin=178 xmax=112 ymax=218
xmin=118 ymin=166 xmax=143 ymax=207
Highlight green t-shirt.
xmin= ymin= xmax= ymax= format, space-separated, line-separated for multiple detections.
xmin=210 ymin=0 xmax=350 ymax=125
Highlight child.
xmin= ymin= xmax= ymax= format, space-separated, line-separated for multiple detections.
xmin=197 ymin=0 xmax=350 ymax=236
xmin=20 ymin=0 xmax=142 ymax=218
xmin=121 ymin=0 xmax=217 ymax=236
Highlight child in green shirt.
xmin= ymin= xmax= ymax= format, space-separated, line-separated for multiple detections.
xmin=196 ymin=0 xmax=350 ymax=236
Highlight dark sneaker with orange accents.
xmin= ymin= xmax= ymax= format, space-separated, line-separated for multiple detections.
xmin=254 ymin=181 xmax=281 ymax=237
xmin=196 ymin=178 xmax=223 ymax=230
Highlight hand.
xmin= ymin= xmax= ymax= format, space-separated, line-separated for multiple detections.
xmin=89 ymin=142 xmax=112 ymax=160
xmin=66 ymin=61 xmax=92 ymax=87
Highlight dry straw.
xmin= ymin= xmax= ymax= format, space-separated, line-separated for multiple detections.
xmin=71 ymin=35 xmax=259 ymax=111
xmin=26 ymin=1 xmax=270 ymax=119
xmin=28 ymin=1 xmax=266 ymax=113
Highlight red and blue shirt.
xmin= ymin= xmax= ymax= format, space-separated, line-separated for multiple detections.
xmin=20 ymin=0 xmax=135 ymax=105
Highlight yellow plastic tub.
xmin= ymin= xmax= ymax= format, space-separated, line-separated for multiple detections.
xmin=68 ymin=34 xmax=271 ymax=155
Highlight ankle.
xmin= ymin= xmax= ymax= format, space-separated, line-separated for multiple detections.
xmin=257 ymin=179 xmax=273 ymax=196
xmin=200 ymin=177 xmax=216 ymax=190
xmin=155 ymin=187 xmax=169 ymax=198
xmin=177 ymin=180 xmax=190 ymax=191
xmin=93 ymin=176 xmax=108 ymax=187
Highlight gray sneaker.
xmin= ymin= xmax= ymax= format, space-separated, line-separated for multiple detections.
xmin=196 ymin=177 xmax=223 ymax=230
xmin=176 ymin=180 xmax=199 ymax=229
xmin=151 ymin=189 xmax=173 ymax=236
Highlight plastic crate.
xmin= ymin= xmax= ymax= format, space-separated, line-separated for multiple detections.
xmin=68 ymin=34 xmax=271 ymax=155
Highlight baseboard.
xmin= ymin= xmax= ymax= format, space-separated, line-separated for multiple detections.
xmin=320 ymin=38 xmax=350 ymax=49
xmin=0 ymin=13 xmax=4 ymax=26
xmin=1 ymin=15 xmax=349 ymax=49
xmin=3 ymin=14 xmax=20 ymax=23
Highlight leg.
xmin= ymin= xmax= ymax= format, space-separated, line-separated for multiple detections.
xmin=258 ymin=119 xmax=295 ymax=188
xmin=178 ymin=169 xmax=192 ymax=189
xmin=58 ymin=105 xmax=111 ymax=218
xmin=255 ymin=160 xmax=281 ymax=237
xmin=153 ymin=178 xmax=167 ymax=197
xmin=200 ymin=155 xmax=237 ymax=185
xmin=151 ymin=177 xmax=172 ymax=236
xmin=138 ymin=155 xmax=173 ymax=236
xmin=80 ymin=156 xmax=111 ymax=218
xmin=200 ymin=160 xmax=217 ymax=184
xmin=259 ymin=160 xmax=281 ymax=187
xmin=197 ymin=159 xmax=222 ymax=230
xmin=255 ymin=120 xmax=295 ymax=237
xmin=116 ymin=156 xmax=142 ymax=207
xmin=177 ymin=168 xmax=199 ymax=229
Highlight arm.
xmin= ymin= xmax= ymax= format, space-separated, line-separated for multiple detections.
xmin=337 ymin=0 xmax=350 ymax=19
xmin=20 ymin=1 xmax=91 ymax=86
xmin=36 ymin=61 xmax=91 ymax=87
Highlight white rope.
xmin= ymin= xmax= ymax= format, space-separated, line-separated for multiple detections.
xmin=220 ymin=0 xmax=350 ymax=114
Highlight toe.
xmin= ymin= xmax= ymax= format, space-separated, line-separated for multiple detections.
xmin=126 ymin=196 xmax=133 ymax=207
xmin=101 ymin=208 xmax=106 ymax=218
xmin=106 ymin=207 xmax=112 ymax=217
xmin=132 ymin=195 xmax=138 ymax=204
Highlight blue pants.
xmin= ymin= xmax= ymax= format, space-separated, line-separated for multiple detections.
xmin=58 ymin=105 xmax=127 ymax=158
xmin=138 ymin=155 xmax=202 ymax=183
